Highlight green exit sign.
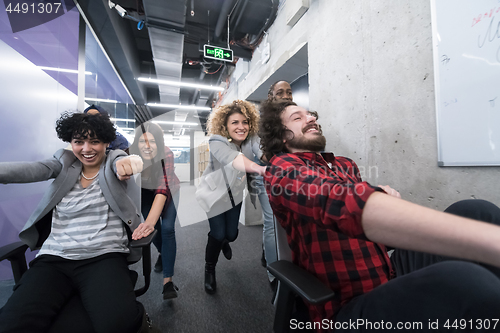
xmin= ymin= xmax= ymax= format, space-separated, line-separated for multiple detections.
xmin=203 ymin=44 xmax=233 ymax=62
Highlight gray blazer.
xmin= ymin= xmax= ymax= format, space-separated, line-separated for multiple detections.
xmin=205 ymin=134 xmax=262 ymax=175
xmin=0 ymin=149 xmax=143 ymax=261
xmin=196 ymin=134 xmax=262 ymax=216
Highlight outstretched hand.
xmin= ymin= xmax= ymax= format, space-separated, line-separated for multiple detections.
xmin=116 ymin=155 xmax=143 ymax=181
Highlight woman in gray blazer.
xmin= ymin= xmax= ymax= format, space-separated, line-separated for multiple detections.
xmin=197 ymin=100 xmax=266 ymax=295
xmin=0 ymin=112 xmax=147 ymax=333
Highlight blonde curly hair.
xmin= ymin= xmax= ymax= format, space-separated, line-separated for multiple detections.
xmin=206 ymin=100 xmax=260 ymax=139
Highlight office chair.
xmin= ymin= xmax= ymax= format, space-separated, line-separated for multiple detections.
xmin=0 ymin=175 xmax=156 ymax=333
xmin=0 ymin=230 xmax=156 ymax=332
xmin=267 ymin=217 xmax=336 ymax=333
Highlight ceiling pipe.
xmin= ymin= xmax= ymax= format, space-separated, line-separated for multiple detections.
xmin=231 ymin=0 xmax=249 ymax=32
xmin=248 ymin=0 xmax=279 ymax=46
xmin=213 ymin=0 xmax=237 ymax=43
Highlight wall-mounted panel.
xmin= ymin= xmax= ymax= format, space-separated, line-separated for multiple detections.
xmin=431 ymin=0 xmax=500 ymax=165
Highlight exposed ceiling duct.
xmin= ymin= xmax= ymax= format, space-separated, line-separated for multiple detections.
xmin=143 ymin=0 xmax=187 ymax=105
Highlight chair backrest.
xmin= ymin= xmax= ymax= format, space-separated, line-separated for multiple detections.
xmin=273 ymin=215 xmax=291 ymax=309
xmin=274 ymin=216 xmax=292 ymax=262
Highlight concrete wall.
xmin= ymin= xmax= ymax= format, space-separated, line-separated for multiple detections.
xmin=222 ymin=0 xmax=500 ymax=211
xmin=222 ymin=0 xmax=309 ymax=102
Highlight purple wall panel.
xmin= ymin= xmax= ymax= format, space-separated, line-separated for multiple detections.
xmin=0 ymin=3 xmax=136 ymax=281
xmin=0 ymin=6 xmax=78 ymax=280
xmin=0 ymin=6 xmax=79 ymax=95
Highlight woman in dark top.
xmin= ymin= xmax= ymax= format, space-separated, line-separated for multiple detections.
xmin=130 ymin=122 xmax=181 ymax=299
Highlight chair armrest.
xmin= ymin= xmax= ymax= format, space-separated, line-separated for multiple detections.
xmin=0 ymin=242 xmax=28 ymax=262
xmin=130 ymin=230 xmax=157 ymax=297
xmin=129 ymin=230 xmax=157 ymax=248
xmin=268 ymin=260 xmax=336 ymax=304
xmin=0 ymin=241 xmax=29 ymax=284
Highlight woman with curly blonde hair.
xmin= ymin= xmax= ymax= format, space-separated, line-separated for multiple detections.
xmin=197 ymin=100 xmax=266 ymax=294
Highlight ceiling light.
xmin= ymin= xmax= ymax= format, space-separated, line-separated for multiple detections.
xmin=110 ymin=117 xmax=135 ymax=122
xmin=86 ymin=98 xmax=119 ymax=103
xmin=152 ymin=120 xmax=199 ymax=126
xmin=147 ymin=103 xmax=211 ymax=111
xmin=39 ymin=66 xmax=92 ymax=75
xmin=138 ymin=77 xmax=224 ymax=91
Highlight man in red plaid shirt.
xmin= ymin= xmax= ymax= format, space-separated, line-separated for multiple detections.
xmin=259 ymin=100 xmax=500 ymax=332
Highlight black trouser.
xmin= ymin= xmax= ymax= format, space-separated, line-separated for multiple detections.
xmin=0 ymin=253 xmax=143 ymax=333
xmin=335 ymin=199 xmax=500 ymax=332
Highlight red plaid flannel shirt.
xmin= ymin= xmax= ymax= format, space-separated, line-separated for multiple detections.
xmin=153 ymin=146 xmax=180 ymax=206
xmin=264 ymin=152 xmax=393 ymax=325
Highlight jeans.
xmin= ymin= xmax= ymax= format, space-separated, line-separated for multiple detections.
xmin=208 ymin=202 xmax=242 ymax=242
xmin=254 ymin=176 xmax=277 ymax=281
xmin=142 ymin=191 xmax=179 ymax=279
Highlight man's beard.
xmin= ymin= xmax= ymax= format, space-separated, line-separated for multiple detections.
xmin=286 ymin=131 xmax=326 ymax=152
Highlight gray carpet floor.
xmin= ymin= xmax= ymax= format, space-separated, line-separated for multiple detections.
xmin=0 ymin=183 xmax=276 ymax=332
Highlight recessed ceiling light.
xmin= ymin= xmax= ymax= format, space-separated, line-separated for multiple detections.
xmin=152 ymin=120 xmax=199 ymax=126
xmin=110 ymin=117 xmax=135 ymax=122
xmin=39 ymin=66 xmax=92 ymax=75
xmin=86 ymin=98 xmax=119 ymax=103
xmin=138 ymin=77 xmax=224 ymax=91
xmin=146 ymin=103 xmax=211 ymax=111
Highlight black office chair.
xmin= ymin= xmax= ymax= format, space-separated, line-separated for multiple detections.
xmin=267 ymin=218 xmax=336 ymax=333
xmin=0 ymin=231 xmax=156 ymax=333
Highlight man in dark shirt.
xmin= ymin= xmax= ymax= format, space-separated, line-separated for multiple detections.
xmin=267 ymin=80 xmax=293 ymax=101
xmin=259 ymin=100 xmax=500 ymax=331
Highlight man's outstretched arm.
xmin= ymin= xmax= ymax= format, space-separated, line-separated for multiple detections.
xmin=362 ymin=192 xmax=500 ymax=268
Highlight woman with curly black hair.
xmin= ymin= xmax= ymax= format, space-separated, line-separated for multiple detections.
xmin=0 ymin=111 xmax=148 ymax=333
xmin=196 ymin=100 xmax=266 ymax=294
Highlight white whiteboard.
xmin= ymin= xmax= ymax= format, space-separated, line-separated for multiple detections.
xmin=431 ymin=0 xmax=500 ymax=166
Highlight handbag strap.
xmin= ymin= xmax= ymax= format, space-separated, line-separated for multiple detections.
xmin=160 ymin=159 xmax=169 ymax=187
xmin=211 ymin=152 xmax=235 ymax=208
